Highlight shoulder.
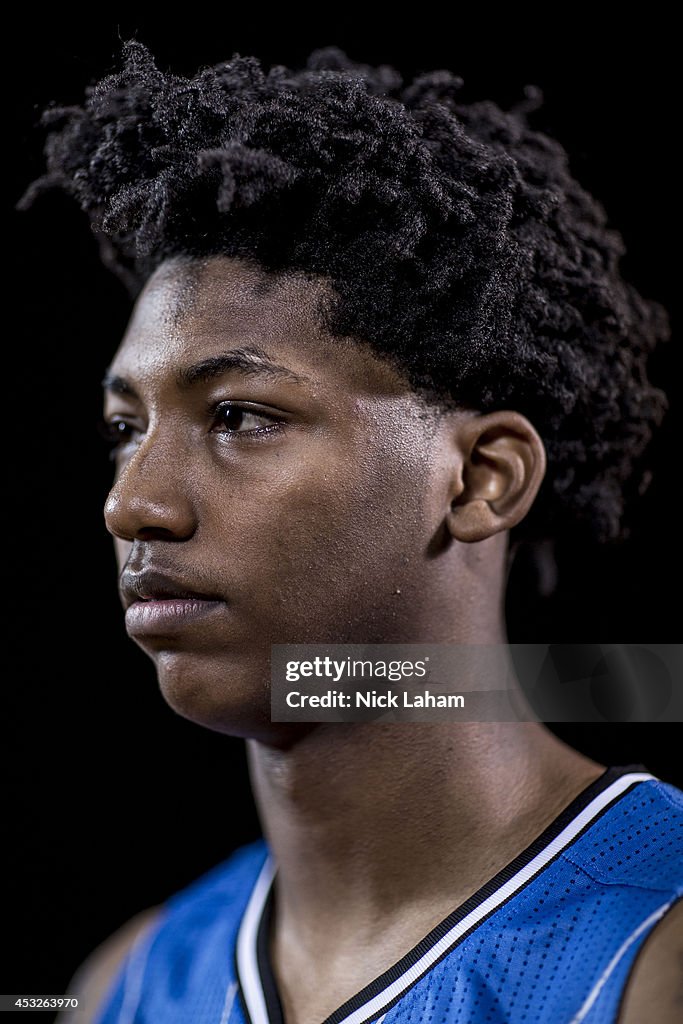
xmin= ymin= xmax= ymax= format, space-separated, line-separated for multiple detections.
xmin=57 ymin=838 xmax=268 ymax=1024
xmin=603 ymin=776 xmax=683 ymax=1024
xmin=56 ymin=905 xmax=162 ymax=1023
xmin=617 ymin=896 xmax=683 ymax=1024
xmin=564 ymin=775 xmax=683 ymax=892
xmin=150 ymin=832 xmax=268 ymax=925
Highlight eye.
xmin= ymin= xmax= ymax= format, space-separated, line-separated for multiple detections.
xmin=210 ymin=401 xmax=284 ymax=437
xmin=96 ymin=417 xmax=140 ymax=461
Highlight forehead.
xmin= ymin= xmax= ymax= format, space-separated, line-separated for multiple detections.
xmin=109 ymin=254 xmax=412 ymax=400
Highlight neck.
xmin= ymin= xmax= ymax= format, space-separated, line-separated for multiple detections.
xmin=247 ymin=716 xmax=603 ymax=947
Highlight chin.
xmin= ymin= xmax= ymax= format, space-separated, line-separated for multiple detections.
xmin=152 ymin=648 xmax=295 ymax=744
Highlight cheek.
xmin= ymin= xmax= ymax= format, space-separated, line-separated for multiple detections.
xmin=201 ymin=447 xmax=431 ymax=593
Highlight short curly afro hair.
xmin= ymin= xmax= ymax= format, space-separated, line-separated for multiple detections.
xmin=17 ymin=39 xmax=670 ymax=546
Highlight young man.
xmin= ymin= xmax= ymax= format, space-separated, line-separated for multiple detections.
xmin=18 ymin=40 xmax=681 ymax=1024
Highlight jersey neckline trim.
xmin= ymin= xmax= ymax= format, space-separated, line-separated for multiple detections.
xmin=235 ymin=764 xmax=655 ymax=1024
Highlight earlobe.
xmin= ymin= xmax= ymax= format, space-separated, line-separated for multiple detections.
xmin=445 ymin=411 xmax=546 ymax=543
xmin=447 ymin=497 xmax=500 ymax=543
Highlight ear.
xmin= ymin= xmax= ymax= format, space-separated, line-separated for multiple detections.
xmin=445 ymin=410 xmax=546 ymax=543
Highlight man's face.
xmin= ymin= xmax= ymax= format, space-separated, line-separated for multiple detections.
xmin=103 ymin=255 xmax=461 ymax=743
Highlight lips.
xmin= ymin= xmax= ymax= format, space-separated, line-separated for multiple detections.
xmin=121 ymin=568 xmax=223 ymax=610
xmin=121 ymin=568 xmax=228 ymax=639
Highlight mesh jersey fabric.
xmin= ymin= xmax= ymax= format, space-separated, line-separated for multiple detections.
xmin=93 ymin=765 xmax=683 ymax=1024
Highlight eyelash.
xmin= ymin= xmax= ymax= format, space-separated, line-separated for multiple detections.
xmin=97 ymin=401 xmax=285 ymax=461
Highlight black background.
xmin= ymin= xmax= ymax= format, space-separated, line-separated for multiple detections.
xmin=6 ymin=11 xmax=680 ymax=1004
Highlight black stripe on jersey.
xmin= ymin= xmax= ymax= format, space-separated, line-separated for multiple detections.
xmin=256 ymin=882 xmax=285 ymax=1024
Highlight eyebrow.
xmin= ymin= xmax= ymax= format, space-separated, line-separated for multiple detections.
xmin=102 ymin=345 xmax=313 ymax=398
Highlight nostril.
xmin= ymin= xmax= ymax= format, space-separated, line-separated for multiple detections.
xmin=137 ymin=525 xmax=183 ymax=541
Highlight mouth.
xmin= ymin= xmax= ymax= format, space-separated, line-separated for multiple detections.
xmin=121 ymin=569 xmax=227 ymax=637
xmin=125 ymin=596 xmax=226 ymax=636
xmin=122 ymin=569 xmax=223 ymax=608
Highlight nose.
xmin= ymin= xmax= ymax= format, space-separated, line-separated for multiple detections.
xmin=104 ymin=430 xmax=197 ymax=542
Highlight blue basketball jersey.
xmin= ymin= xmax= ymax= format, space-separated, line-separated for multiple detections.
xmin=94 ymin=765 xmax=683 ymax=1023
